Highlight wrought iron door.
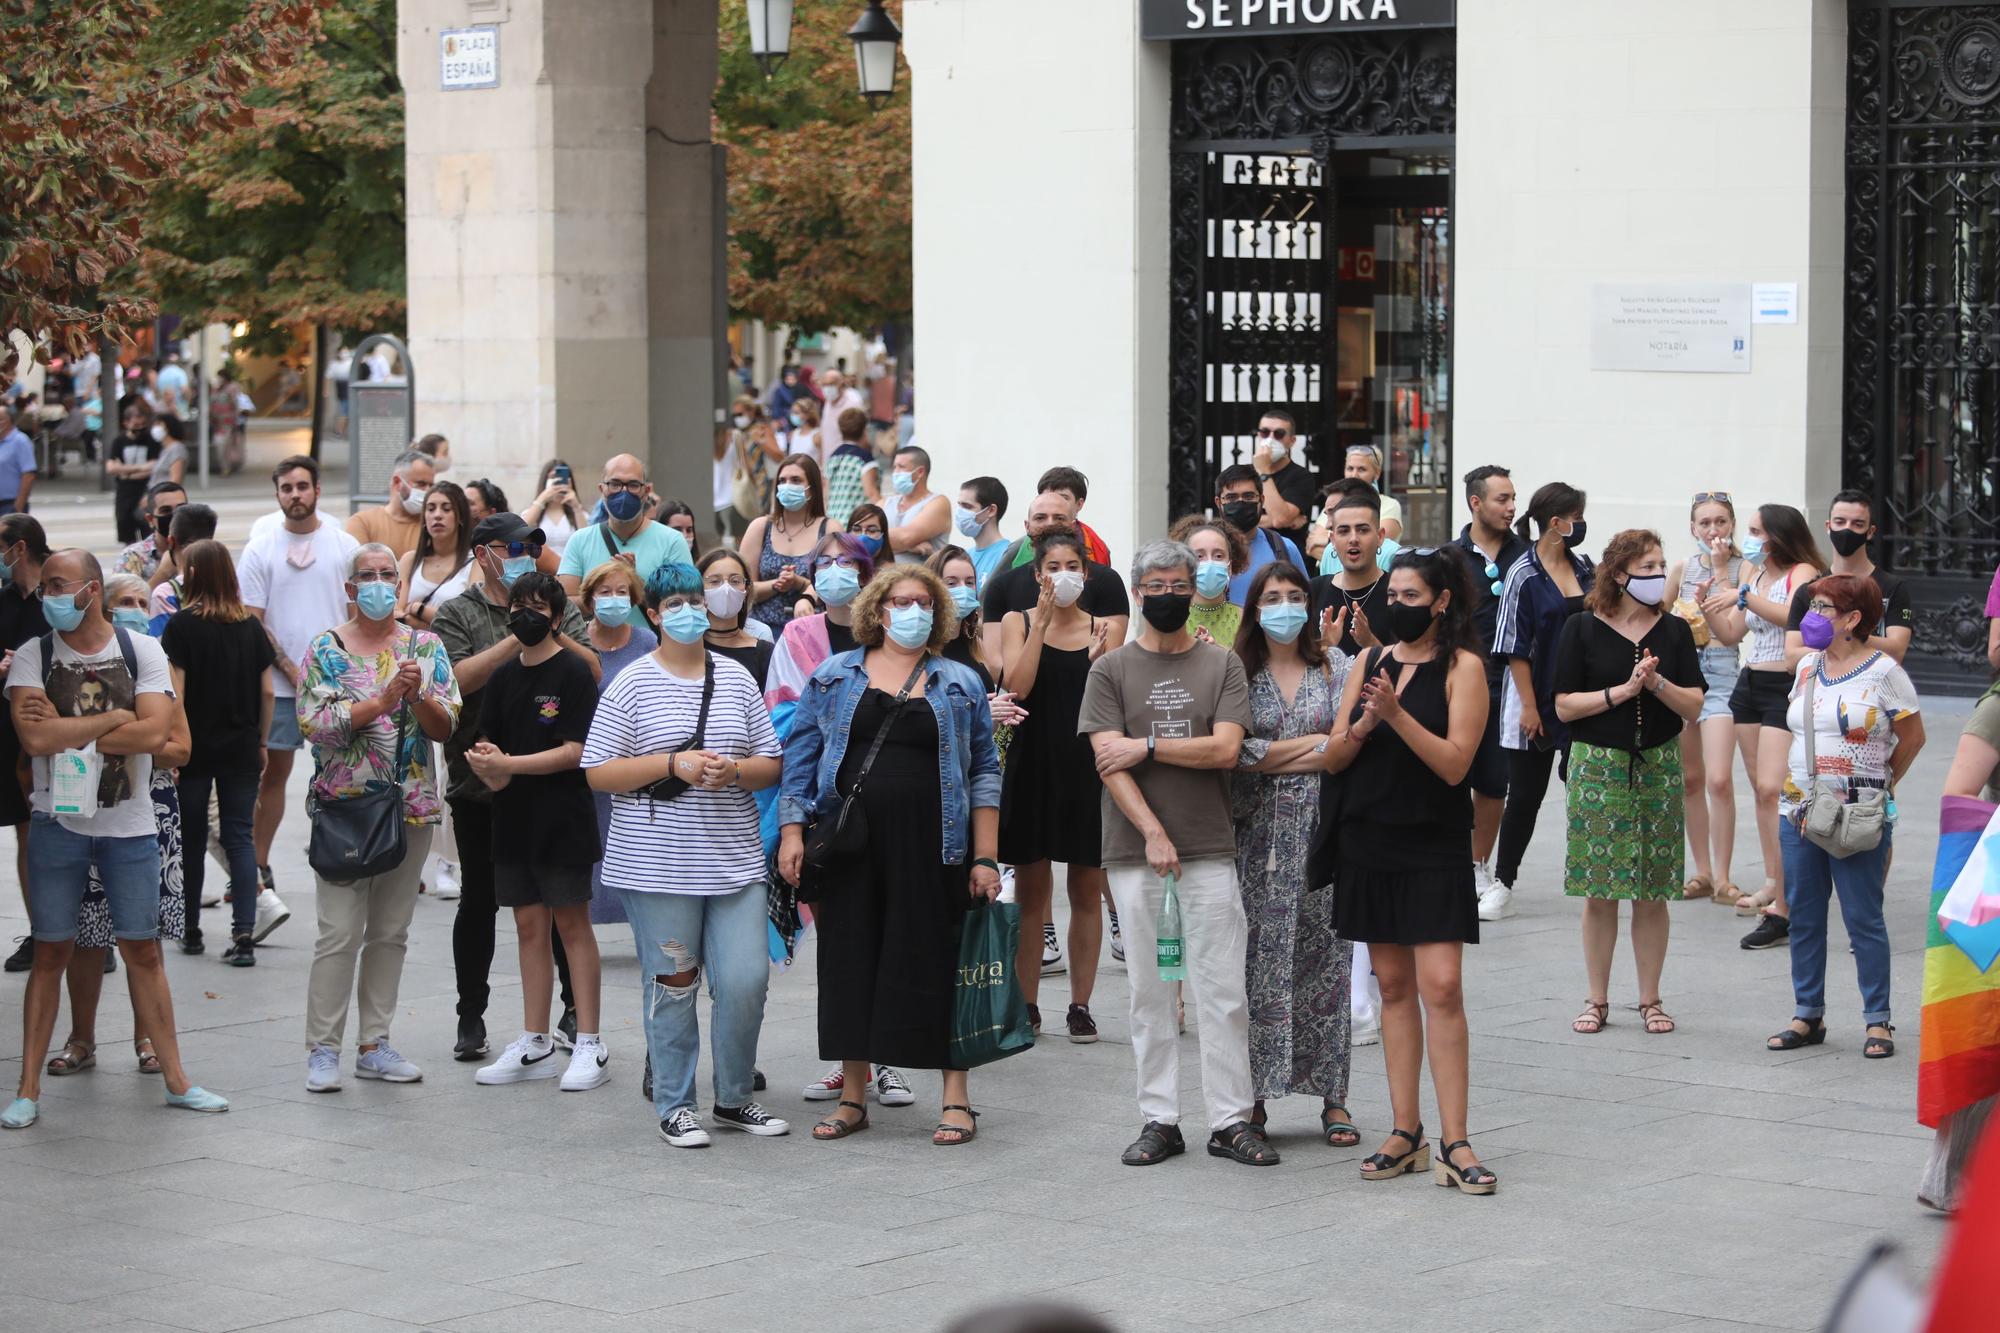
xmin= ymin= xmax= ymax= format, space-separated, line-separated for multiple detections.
xmin=1847 ymin=2 xmax=2000 ymax=683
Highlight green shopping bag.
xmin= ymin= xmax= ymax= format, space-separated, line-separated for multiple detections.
xmin=949 ymin=899 xmax=1035 ymax=1069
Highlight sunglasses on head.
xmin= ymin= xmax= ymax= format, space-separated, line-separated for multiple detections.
xmin=1693 ymin=491 xmax=1733 ymax=504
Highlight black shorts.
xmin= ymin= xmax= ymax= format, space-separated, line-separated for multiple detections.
xmin=1728 ymin=667 xmax=1791 ymax=730
xmin=1468 ymin=686 xmax=1507 ymax=799
xmin=494 ymin=862 xmax=594 ymax=909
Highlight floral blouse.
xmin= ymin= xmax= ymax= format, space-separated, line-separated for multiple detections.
xmin=297 ymin=623 xmax=460 ymax=824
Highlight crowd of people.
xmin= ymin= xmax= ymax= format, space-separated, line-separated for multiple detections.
xmin=0 ymin=403 xmax=1955 ymax=1200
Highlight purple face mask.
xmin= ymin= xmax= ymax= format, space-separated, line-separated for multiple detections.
xmin=1799 ymin=611 xmax=1836 ymax=651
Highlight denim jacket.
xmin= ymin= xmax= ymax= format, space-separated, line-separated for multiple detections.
xmin=778 ymin=649 xmax=1001 ymax=864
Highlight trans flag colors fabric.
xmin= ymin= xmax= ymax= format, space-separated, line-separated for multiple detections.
xmin=1920 ymin=796 xmax=2000 ymax=1129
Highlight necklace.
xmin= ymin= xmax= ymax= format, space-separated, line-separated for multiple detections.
xmin=1334 ymin=573 xmax=1382 ymax=618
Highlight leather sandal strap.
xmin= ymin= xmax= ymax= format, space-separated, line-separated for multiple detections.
xmin=837 ymin=1100 xmax=865 ymax=1112
xmin=1387 ymin=1126 xmax=1419 ymax=1145
xmin=941 ymin=1104 xmax=978 ymax=1117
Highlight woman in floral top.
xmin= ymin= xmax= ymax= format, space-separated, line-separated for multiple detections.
xmin=296 ymin=543 xmax=461 ymax=1094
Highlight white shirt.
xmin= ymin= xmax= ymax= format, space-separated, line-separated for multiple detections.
xmin=817 ymin=387 xmax=864 ymax=461
xmin=6 ymin=629 xmax=171 ymax=838
xmin=712 ymin=452 xmax=734 ymax=511
xmin=237 ymin=517 xmax=361 ymax=698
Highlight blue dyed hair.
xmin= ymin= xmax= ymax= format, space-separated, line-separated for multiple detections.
xmin=643 ymin=560 xmax=702 ymax=607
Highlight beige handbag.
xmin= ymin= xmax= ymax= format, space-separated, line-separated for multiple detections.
xmin=1796 ymin=666 xmax=1888 ymax=858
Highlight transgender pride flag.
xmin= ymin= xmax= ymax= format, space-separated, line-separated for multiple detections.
xmin=1921 ymin=796 xmax=2000 ymax=1128
xmin=1939 ymin=801 xmax=2000 ymax=971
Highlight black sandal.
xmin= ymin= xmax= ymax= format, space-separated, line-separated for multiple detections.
xmin=1766 ymin=1019 xmax=1827 ymax=1051
xmin=1864 ymin=1025 xmax=1896 ymax=1059
xmin=933 ymin=1104 xmax=979 ymax=1146
xmin=1360 ymin=1125 xmax=1429 ymax=1181
xmin=811 ymin=1100 xmax=869 ymax=1140
xmin=1121 ymin=1120 xmax=1186 ymax=1166
xmin=1321 ymin=1104 xmax=1360 ymax=1148
xmin=1434 ymin=1140 xmax=1498 ymax=1195
xmin=1207 ymin=1120 xmax=1281 ymax=1166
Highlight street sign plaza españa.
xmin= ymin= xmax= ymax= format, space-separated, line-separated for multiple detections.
xmin=1140 ymin=0 xmax=1456 ymax=40
xmin=440 ymin=26 xmax=499 ymax=91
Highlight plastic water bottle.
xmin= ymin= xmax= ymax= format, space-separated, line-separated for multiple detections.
xmin=1156 ymin=872 xmax=1187 ymax=981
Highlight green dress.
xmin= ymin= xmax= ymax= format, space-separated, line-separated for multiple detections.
xmin=1188 ymin=599 xmax=1242 ymax=647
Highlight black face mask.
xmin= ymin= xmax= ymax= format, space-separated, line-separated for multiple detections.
xmin=1828 ymin=528 xmax=1869 ymax=558
xmin=509 ymin=609 xmax=552 ymax=647
xmin=1385 ymin=601 xmax=1438 ymax=644
xmin=1220 ymin=501 xmax=1262 ymax=534
xmin=1141 ymin=593 xmax=1194 ymax=634
xmin=1559 ymin=519 xmax=1588 ymax=550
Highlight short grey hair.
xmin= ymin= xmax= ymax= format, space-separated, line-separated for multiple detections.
xmin=348 ymin=542 xmax=397 ymax=579
xmin=390 ymin=448 xmax=428 ymax=480
xmin=1130 ymin=539 xmax=1196 ymax=589
xmin=104 ymin=574 xmax=149 ymax=607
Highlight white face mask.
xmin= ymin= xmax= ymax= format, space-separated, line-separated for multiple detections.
xmin=705 ymin=583 xmax=747 ymax=618
xmin=401 ymin=485 xmax=428 ymax=516
xmin=1049 ymin=570 xmax=1086 ymax=607
xmin=1262 ymin=438 xmax=1289 ymax=463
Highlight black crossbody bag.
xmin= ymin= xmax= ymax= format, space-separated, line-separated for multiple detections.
xmin=309 ymin=703 xmax=409 ymax=885
xmin=802 ymin=658 xmax=927 ymax=875
xmin=636 ymin=654 xmax=715 ymax=812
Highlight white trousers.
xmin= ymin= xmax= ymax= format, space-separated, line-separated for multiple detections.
xmin=1351 ymin=942 xmax=1380 ymax=1025
xmin=1106 ymin=857 xmax=1255 ymax=1132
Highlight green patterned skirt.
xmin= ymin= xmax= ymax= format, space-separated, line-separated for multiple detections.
xmin=1564 ymin=740 xmax=1684 ymax=901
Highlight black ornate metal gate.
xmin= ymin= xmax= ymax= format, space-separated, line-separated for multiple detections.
xmin=1847 ymin=1 xmax=2000 ymax=685
xmin=1168 ymin=30 xmax=1455 ymax=521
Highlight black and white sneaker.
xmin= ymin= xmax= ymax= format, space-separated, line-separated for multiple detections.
xmin=1041 ymin=921 xmax=1065 ymax=975
xmin=554 ymin=1005 xmax=577 ymax=1050
xmin=874 ymin=1066 xmax=915 ymax=1106
xmin=1740 ymin=915 xmax=1791 ymax=951
xmin=659 ymin=1106 xmax=711 ymax=1148
xmin=713 ymin=1102 xmax=791 ymax=1136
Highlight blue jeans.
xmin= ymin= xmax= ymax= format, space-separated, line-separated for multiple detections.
xmin=26 ymin=814 xmax=160 ymax=942
xmin=619 ymin=884 xmax=769 ymax=1117
xmin=179 ymin=768 xmax=260 ymax=939
xmin=1780 ymin=819 xmax=1893 ymax=1026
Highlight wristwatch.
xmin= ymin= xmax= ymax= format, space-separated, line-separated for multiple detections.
xmin=1147 ymin=734 xmax=1156 ymax=758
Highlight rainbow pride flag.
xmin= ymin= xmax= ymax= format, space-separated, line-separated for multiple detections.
xmin=1921 ymin=796 xmax=2000 ymax=1128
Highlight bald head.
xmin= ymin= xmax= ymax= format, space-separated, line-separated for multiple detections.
xmin=602 ymin=454 xmax=648 ymax=484
xmin=42 ymin=548 xmax=106 ymax=626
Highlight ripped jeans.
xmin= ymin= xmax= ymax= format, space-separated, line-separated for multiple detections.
xmin=619 ymin=883 xmax=770 ymax=1117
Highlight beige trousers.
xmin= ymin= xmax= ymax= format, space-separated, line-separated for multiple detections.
xmin=305 ymin=826 xmax=434 ymax=1049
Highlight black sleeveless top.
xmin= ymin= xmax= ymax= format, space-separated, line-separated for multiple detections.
xmin=1338 ymin=648 xmax=1471 ymax=831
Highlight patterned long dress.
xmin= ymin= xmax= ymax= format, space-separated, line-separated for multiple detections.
xmin=1235 ymin=657 xmax=1353 ymax=1104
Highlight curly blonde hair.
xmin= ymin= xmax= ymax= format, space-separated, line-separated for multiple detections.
xmin=1168 ymin=513 xmax=1250 ymax=574
xmin=851 ymin=563 xmax=958 ymax=653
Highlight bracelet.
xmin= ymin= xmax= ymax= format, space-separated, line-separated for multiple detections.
xmin=1603 ymin=687 xmax=1616 ymax=712
xmin=971 ymin=857 xmax=1001 ymax=874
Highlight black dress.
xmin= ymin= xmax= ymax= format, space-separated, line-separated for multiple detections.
xmin=1333 ymin=649 xmax=1479 ymax=946
xmin=816 ymin=687 xmax=970 ymax=1070
xmin=996 ymin=611 xmax=1102 ymax=867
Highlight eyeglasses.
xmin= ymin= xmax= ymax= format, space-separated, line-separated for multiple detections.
xmin=1692 ymin=491 xmax=1733 ymax=504
xmin=810 ymin=555 xmax=860 ymax=572
xmin=350 ymin=570 xmax=397 ymax=585
xmin=1257 ymin=593 xmax=1308 ymax=608
xmin=487 ymin=541 xmax=543 ymax=560
xmin=886 ymin=594 xmax=935 ymax=611
xmin=601 ymin=479 xmax=647 ymax=494
xmin=1254 ymin=427 xmax=1289 ymax=440
xmin=658 ymin=594 xmax=702 ymax=613
xmin=1137 ymin=581 xmax=1194 ymax=596
xmin=1808 ymin=600 xmax=1839 ymax=616
xmin=703 ymin=574 xmax=749 ymax=590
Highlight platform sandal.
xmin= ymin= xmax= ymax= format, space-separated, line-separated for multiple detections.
xmin=1360 ymin=1125 xmax=1429 ymax=1181
xmin=1434 ymin=1140 xmax=1498 ymax=1195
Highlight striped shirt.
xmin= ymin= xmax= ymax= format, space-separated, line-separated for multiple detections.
xmin=580 ymin=652 xmax=780 ymax=895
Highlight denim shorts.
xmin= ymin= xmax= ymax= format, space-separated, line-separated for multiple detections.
xmin=267 ymin=704 xmax=304 ymax=752
xmin=27 ymin=813 xmax=163 ymax=942
xmin=1696 ymin=654 xmax=1738 ymax=724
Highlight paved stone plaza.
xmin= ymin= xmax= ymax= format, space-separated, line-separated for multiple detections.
xmin=0 ymin=698 xmax=1966 ymax=1333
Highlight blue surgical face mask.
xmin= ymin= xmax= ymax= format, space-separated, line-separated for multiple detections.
xmin=954 ymin=504 xmax=984 ymax=538
xmin=604 ymin=489 xmax=644 ymax=523
xmin=1739 ymin=535 xmax=1765 ymax=563
xmin=815 ymin=563 xmax=861 ymax=606
xmin=890 ymin=470 xmax=916 ymax=497
xmin=593 ymin=595 xmax=631 ymax=626
xmin=42 ymin=591 xmax=88 ymax=633
xmin=1259 ymin=603 xmax=1308 ymax=644
xmin=354 ymin=582 xmax=397 ymax=621
xmin=887 ymin=604 xmax=933 ymax=649
xmin=500 ymin=555 xmax=534 ymax=588
xmin=1194 ymin=560 xmax=1230 ymax=599
xmin=0 ymin=549 xmax=12 ymax=582
xmin=776 ymin=483 xmax=809 ymax=511
xmin=111 ymin=607 xmax=153 ymax=635
xmin=661 ymin=602 xmax=709 ymax=644
xmin=854 ymin=534 xmax=884 ymax=558
xmin=950 ymin=585 xmax=980 ymax=617
xmin=789 ymin=412 xmax=804 ymax=428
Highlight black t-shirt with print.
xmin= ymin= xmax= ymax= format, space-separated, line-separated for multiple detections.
xmin=981 ymin=559 xmax=1131 ymax=624
xmin=1309 ymin=572 xmax=1393 ymax=658
xmin=478 ymin=650 xmax=601 ymax=866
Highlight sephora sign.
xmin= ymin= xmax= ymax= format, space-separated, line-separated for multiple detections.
xmin=1140 ymin=0 xmax=1455 ymax=40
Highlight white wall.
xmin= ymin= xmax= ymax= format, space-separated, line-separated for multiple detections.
xmin=906 ymin=0 xmax=1167 ymax=568
xmin=1454 ymin=0 xmax=1846 ymax=549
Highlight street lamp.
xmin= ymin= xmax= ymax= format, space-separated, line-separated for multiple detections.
xmin=745 ymin=0 xmax=794 ymax=78
xmin=846 ymin=1 xmax=902 ymax=109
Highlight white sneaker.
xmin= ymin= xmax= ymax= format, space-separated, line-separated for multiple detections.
xmin=1473 ymin=860 xmax=1494 ymax=897
xmin=199 ymin=884 xmax=223 ymax=908
xmin=802 ymin=1064 xmax=853 ymax=1101
xmin=1352 ymin=1019 xmax=1381 ymax=1047
xmin=432 ymin=860 xmax=462 ymax=901
xmin=874 ymin=1066 xmax=915 ymax=1106
xmin=475 ymin=1032 xmax=562 ymax=1085
xmin=1041 ymin=921 xmax=1064 ymax=976
xmin=305 ymin=1043 xmax=341 ymax=1093
xmin=1477 ymin=883 xmax=1515 ymax=922
xmin=560 ymin=1039 xmax=610 ymax=1092
xmin=354 ymin=1042 xmax=423 ymax=1083
xmin=252 ymin=888 xmax=291 ymax=943
xmin=659 ymin=1105 xmax=711 ymax=1148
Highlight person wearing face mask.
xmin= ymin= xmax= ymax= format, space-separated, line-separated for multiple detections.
xmin=105 ymin=401 xmax=162 ymax=546
xmin=461 ymin=573 xmax=610 ymax=1093
xmin=815 ymin=370 xmax=865 ymax=462
xmin=1551 ymin=530 xmax=1706 ymax=1039
xmin=742 ymin=453 xmax=840 ymax=635
xmin=843 ymin=503 xmax=890 ymax=566
xmin=433 ymin=514 xmax=601 ymax=1062
xmin=953 ymin=477 xmax=1012 ymax=592
xmin=1231 ymin=561 xmax=1356 ymax=1148
xmin=1250 ymin=409 xmax=1316 ymax=553
xmin=556 ymin=455 xmax=693 ymax=627
xmin=576 ymin=559 xmax=661 ymax=929
xmin=1000 ymin=529 xmax=1114 ymax=1041
xmin=116 ymin=481 xmax=185 ymax=584
xmin=980 ymin=487 xmax=1130 ymax=669
xmin=521 ymin=459 xmax=587 ymax=559
xmin=777 ymin=564 xmax=1002 ymax=1146
xmin=1784 ymin=491 xmax=1913 ymax=666
xmin=159 ymin=543 xmax=273 ymax=961
xmin=1483 ymin=482 xmax=1592 ymax=917
xmin=1213 ymin=465 xmax=1305 ymax=607
xmin=927 ymin=545 xmax=1008 ymax=691
xmin=825 ymin=408 xmax=875 ymax=524
xmin=1766 ymin=574 xmax=1923 ymax=1063
xmin=293 ymin=543 xmax=461 ymax=1093
xmin=0 ymin=514 xmax=49 ymax=972
xmin=1318 ymin=549 xmax=1493 ymax=1191
xmin=1081 ymin=540 xmax=1268 ymax=1168
xmin=1664 ymin=492 xmax=1750 ymax=908
xmin=698 ymin=548 xmax=775 ymax=684
xmin=343 ymin=449 xmax=437 ymax=561
xmin=395 ymin=481 xmax=475 ymax=630
xmin=1168 ymin=516 xmax=1247 ymax=646
xmin=882 ymin=445 xmax=953 ymax=565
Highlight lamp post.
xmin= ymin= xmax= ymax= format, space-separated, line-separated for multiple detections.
xmin=846 ymin=1 xmax=902 ymax=109
xmin=745 ymin=0 xmax=794 ymax=78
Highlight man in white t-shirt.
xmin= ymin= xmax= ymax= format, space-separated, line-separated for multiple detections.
xmin=3 ymin=549 xmax=228 ymax=1128
xmin=238 ymin=454 xmax=359 ymax=917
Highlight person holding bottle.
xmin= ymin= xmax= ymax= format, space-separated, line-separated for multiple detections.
xmin=742 ymin=453 xmax=837 ymax=635
xmin=1552 ymin=530 xmax=1706 ymax=1038
xmin=1319 ymin=549 xmax=1493 ymax=1192
xmin=1170 ymin=515 xmax=1247 ymax=646
xmin=1000 ymin=527 xmax=1114 ymax=1042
